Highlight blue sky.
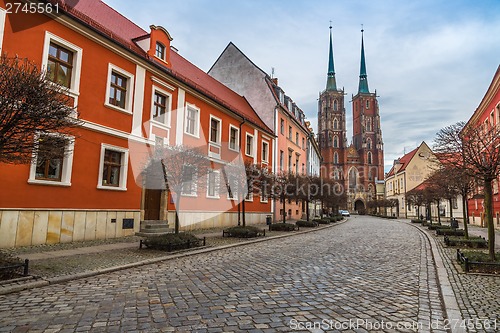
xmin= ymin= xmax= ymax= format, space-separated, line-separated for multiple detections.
xmin=105 ymin=0 xmax=500 ymax=171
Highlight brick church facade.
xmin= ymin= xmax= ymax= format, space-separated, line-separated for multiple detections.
xmin=318 ymin=28 xmax=384 ymax=212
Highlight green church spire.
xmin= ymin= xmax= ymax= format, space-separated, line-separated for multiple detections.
xmin=326 ymin=24 xmax=337 ymax=91
xmin=358 ymin=28 xmax=370 ymax=94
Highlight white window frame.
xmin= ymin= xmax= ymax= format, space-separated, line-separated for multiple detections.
xmin=228 ymin=124 xmax=239 ymax=152
xmin=150 ymin=85 xmax=172 ymax=127
xmin=28 ymin=133 xmax=75 ymax=187
xmin=261 ymin=140 xmax=269 ymax=164
xmin=184 ymin=103 xmax=200 ymax=138
xmin=245 ymin=133 xmax=254 ymax=157
xmin=209 ymin=115 xmax=222 ymax=145
xmin=104 ymin=63 xmax=135 ymax=114
xmin=41 ymin=31 xmax=83 ymax=97
xmin=206 ymin=169 xmax=220 ymax=199
xmin=181 ymin=165 xmax=198 ymax=197
xmin=97 ymin=144 xmax=129 ymax=191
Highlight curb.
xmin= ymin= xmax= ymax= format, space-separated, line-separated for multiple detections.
xmin=1 ymin=218 xmax=348 ymax=295
xmin=403 ymin=220 xmax=465 ymax=333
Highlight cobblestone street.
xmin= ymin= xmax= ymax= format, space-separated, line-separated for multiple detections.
xmin=0 ymin=217 xmax=454 ymax=332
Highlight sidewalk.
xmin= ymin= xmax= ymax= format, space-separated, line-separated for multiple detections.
xmin=453 ymin=221 xmax=500 ymax=250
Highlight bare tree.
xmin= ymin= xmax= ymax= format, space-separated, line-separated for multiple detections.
xmin=0 ymin=54 xmax=80 ymax=164
xmin=143 ymin=144 xmax=211 ymax=234
xmin=434 ymin=121 xmax=500 ymax=259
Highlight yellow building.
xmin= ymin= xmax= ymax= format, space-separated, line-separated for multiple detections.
xmin=385 ymin=142 xmax=436 ymax=218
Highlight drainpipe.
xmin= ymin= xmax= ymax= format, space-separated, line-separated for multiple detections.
xmin=238 ymin=118 xmax=246 ymax=226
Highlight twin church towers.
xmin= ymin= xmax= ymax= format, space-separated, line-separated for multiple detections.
xmin=318 ymin=26 xmax=384 ymax=212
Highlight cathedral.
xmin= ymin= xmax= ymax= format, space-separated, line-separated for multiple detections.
xmin=318 ymin=27 xmax=384 ymax=213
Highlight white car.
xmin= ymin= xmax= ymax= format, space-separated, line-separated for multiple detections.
xmin=339 ymin=210 xmax=350 ymax=217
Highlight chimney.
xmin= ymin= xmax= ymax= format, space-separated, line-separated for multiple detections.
xmin=271 ymin=78 xmax=278 ymax=86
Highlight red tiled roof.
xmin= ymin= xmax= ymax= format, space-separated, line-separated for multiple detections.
xmin=56 ymin=0 xmax=273 ymax=135
xmin=385 ymin=147 xmax=418 ymax=177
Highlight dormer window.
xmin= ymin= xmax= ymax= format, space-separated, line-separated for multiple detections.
xmin=155 ymin=42 xmax=165 ymax=60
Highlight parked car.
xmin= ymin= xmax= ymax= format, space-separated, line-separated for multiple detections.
xmin=339 ymin=210 xmax=350 ymax=217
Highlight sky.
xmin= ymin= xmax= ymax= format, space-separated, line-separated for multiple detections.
xmin=104 ymin=0 xmax=500 ymax=172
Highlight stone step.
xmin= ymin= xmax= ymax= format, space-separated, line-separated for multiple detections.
xmin=142 ymin=220 xmax=169 ymax=226
xmin=143 ymin=224 xmax=170 ymax=230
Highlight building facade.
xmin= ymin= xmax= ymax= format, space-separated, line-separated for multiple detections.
xmin=209 ymin=43 xmax=314 ymax=221
xmin=318 ymin=28 xmax=384 ymax=213
xmin=0 ymin=0 xmax=273 ymax=247
xmin=464 ymin=65 xmax=500 ymax=228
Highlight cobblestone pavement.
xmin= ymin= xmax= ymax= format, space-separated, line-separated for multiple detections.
xmin=0 ymin=216 xmax=449 ymax=333
xmin=422 ymin=228 xmax=500 ymax=333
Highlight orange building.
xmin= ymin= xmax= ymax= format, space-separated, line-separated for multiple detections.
xmin=0 ymin=0 xmax=273 ymax=247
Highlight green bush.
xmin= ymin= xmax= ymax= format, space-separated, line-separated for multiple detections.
xmin=269 ymin=223 xmax=296 ymax=231
xmin=436 ymin=229 xmax=465 ymax=236
xmin=296 ymin=220 xmax=318 ymax=228
xmin=223 ymin=226 xmax=265 ymax=238
xmin=444 ymin=236 xmax=488 ymax=248
xmin=315 ymin=218 xmax=330 ymax=225
xmin=142 ymin=233 xmax=202 ymax=251
xmin=428 ymin=224 xmax=452 ymax=231
xmin=410 ymin=219 xmax=425 ymax=223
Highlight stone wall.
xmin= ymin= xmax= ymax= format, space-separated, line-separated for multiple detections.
xmin=0 ymin=210 xmax=140 ymax=248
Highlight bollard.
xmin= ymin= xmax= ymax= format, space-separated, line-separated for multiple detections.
xmin=23 ymin=259 xmax=29 ymax=276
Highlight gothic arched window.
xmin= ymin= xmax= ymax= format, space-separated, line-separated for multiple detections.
xmin=333 ymin=100 xmax=338 ymax=111
xmin=333 ymin=118 xmax=338 ymax=130
xmin=334 ymin=152 xmax=338 ymax=164
xmin=333 ymin=135 xmax=339 ymax=148
xmin=367 ymin=138 xmax=372 ymax=150
xmin=367 ymin=152 xmax=373 ymax=165
xmin=349 ymin=168 xmax=358 ymax=190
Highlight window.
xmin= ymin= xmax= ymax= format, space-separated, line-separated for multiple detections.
xmin=109 ymin=71 xmax=127 ymax=109
xmin=262 ymin=141 xmax=269 ymax=163
xmin=102 ymin=150 xmax=122 ymax=187
xmin=367 ymin=138 xmax=372 ymax=150
xmin=105 ymin=64 xmax=134 ymax=113
xmin=295 ymin=132 xmax=299 ymax=145
xmin=152 ymin=89 xmax=171 ymax=126
xmin=209 ymin=116 xmax=221 ymax=144
xmin=181 ymin=165 xmax=197 ymax=196
xmin=280 ymin=119 xmax=284 ymax=135
xmin=280 ymin=150 xmax=284 ymax=171
xmin=366 ymin=100 xmax=370 ymax=109
xmin=295 ymin=157 xmax=299 ymax=174
xmin=35 ymin=138 xmax=65 ymax=181
xmin=289 ymin=126 xmax=292 ymax=139
xmin=302 ymin=163 xmax=305 ymax=175
xmin=333 ymin=136 xmax=338 ymax=148
xmin=367 ymin=152 xmax=372 ymax=164
xmin=288 ymin=152 xmax=292 ymax=172
xmin=333 ymin=100 xmax=338 ymax=111
xmin=206 ymin=169 xmax=220 ymax=198
xmin=245 ymin=181 xmax=253 ymax=201
xmin=246 ymin=134 xmax=254 ymax=156
xmin=97 ymin=145 xmax=128 ymax=191
xmin=47 ymin=43 xmax=73 ymax=88
xmin=29 ymin=134 xmax=74 ymax=186
xmin=227 ymin=173 xmax=242 ymax=200
xmin=229 ymin=125 xmax=239 ymax=151
xmin=333 ymin=119 xmax=338 ymax=130
xmin=302 ymin=137 xmax=305 ymax=150
xmin=155 ymin=42 xmax=165 ymax=60
xmin=334 ymin=152 xmax=339 ymax=164
xmin=185 ymin=104 xmax=200 ymax=137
